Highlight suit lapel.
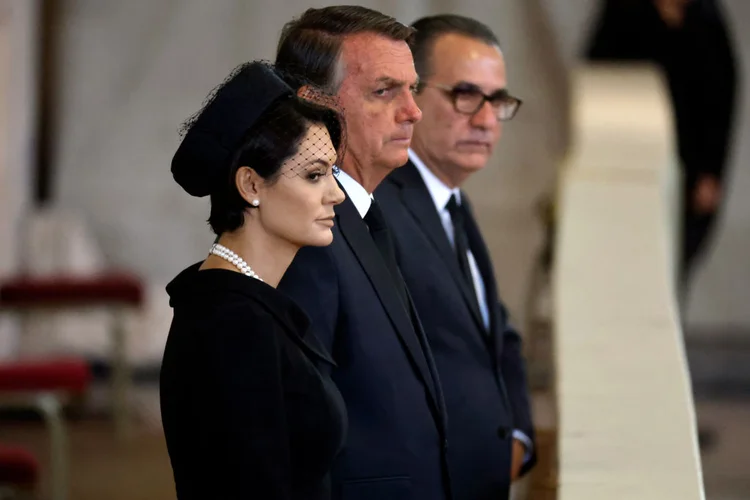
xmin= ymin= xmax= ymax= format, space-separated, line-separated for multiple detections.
xmin=334 ymin=193 xmax=440 ymax=410
xmin=462 ymin=200 xmax=516 ymax=417
xmin=391 ymin=163 xmax=486 ymax=332
xmin=462 ymin=198 xmax=501 ymax=344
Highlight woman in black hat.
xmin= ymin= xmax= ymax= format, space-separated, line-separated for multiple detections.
xmin=159 ymin=62 xmax=347 ymax=499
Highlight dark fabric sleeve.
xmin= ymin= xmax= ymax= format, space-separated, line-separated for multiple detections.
xmin=496 ymin=301 xmax=537 ymax=475
xmin=278 ymin=246 xmax=340 ymax=361
xmin=208 ymin=307 xmax=292 ymax=499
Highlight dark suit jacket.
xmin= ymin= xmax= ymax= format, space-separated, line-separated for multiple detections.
xmin=278 ymin=190 xmax=451 ymax=500
xmin=376 ymin=162 xmax=536 ymax=500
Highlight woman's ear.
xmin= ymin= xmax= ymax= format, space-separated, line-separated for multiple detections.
xmin=235 ymin=166 xmax=262 ymax=207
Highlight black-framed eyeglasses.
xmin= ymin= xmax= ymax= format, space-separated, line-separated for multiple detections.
xmin=424 ymin=82 xmax=522 ymax=121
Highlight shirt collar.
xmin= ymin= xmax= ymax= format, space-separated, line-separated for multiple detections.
xmin=408 ymin=149 xmax=461 ymax=212
xmin=335 ymin=169 xmax=373 ymax=219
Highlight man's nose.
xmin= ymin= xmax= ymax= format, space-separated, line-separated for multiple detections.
xmin=470 ymin=100 xmax=498 ymax=130
xmin=399 ymin=91 xmax=422 ymax=124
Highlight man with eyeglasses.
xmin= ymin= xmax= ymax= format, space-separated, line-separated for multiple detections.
xmin=376 ymin=14 xmax=535 ymax=500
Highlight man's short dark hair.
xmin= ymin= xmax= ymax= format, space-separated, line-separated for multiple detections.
xmin=409 ymin=15 xmax=501 ymax=89
xmin=276 ymin=6 xmax=415 ymax=91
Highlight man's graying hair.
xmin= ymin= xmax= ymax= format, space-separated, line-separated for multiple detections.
xmin=409 ymin=15 xmax=501 ymax=91
xmin=276 ymin=5 xmax=415 ymax=92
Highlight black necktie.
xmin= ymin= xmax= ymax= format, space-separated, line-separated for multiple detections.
xmin=365 ymin=199 xmax=409 ymax=307
xmin=446 ymin=194 xmax=475 ymax=288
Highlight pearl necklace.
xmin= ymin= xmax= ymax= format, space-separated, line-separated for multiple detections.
xmin=209 ymin=243 xmax=263 ymax=282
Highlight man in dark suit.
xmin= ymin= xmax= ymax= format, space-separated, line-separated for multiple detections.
xmin=275 ymin=6 xmax=450 ymax=500
xmin=375 ymin=15 xmax=535 ymax=500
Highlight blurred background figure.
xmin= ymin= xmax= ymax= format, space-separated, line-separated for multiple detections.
xmin=586 ymin=0 xmax=739 ymax=297
xmin=584 ymin=0 xmax=743 ymax=473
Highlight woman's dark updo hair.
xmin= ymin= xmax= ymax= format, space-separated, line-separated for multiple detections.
xmin=170 ymin=62 xmax=343 ymax=236
xmin=208 ymin=97 xmax=342 ymax=235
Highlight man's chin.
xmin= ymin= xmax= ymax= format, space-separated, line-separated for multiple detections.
xmin=455 ymin=157 xmax=490 ymax=173
xmin=382 ymin=150 xmax=410 ymax=170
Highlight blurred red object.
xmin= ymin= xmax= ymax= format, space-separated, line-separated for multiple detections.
xmin=0 ymin=273 xmax=143 ymax=308
xmin=0 ymin=358 xmax=90 ymax=393
xmin=0 ymin=444 xmax=39 ymax=487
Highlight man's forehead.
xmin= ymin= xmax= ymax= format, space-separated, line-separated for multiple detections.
xmin=432 ymin=34 xmax=506 ymax=88
xmin=433 ymin=32 xmax=503 ymax=60
xmin=340 ymin=33 xmax=416 ymax=79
